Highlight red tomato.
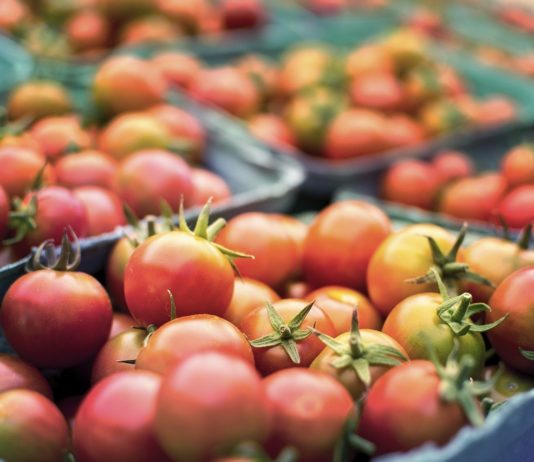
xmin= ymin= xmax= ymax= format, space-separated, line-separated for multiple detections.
xmin=0 ymin=354 xmax=52 ymax=397
xmin=359 ymin=360 xmax=468 ymax=455
xmin=248 ymin=114 xmax=297 ymax=150
xmin=496 ymin=185 xmax=534 ymax=229
xmin=223 ymin=277 xmax=280 ymax=325
xmin=55 ymin=150 xmax=117 ymax=189
xmin=350 ymin=71 xmax=406 ymax=112
xmin=216 ymin=213 xmax=301 ymax=290
xmin=0 ymin=185 xmax=8 ymax=240
xmin=501 ymin=144 xmax=534 ymax=188
xmin=487 ymin=267 xmax=534 ymax=374
xmin=114 ymin=149 xmax=194 ymax=218
xmin=303 ymin=200 xmax=391 ymax=291
xmin=238 ymin=298 xmax=336 ymax=375
xmin=221 ymin=0 xmax=266 ymax=29
xmin=106 ymin=237 xmax=136 ymax=312
xmin=155 ymin=352 xmax=272 ymax=461
xmin=151 ymin=52 xmax=203 ymax=90
xmin=0 ymin=0 xmax=28 ymax=33
xmin=74 ymin=371 xmax=171 ymax=462
xmin=306 ymin=286 xmax=382 ymax=334
xmin=432 ymin=150 xmax=474 ymax=185
xmin=92 ymin=56 xmax=167 ymax=115
xmin=476 ymin=97 xmax=516 ymax=126
xmin=0 ymin=390 xmax=70 ymax=462
xmin=345 ymin=44 xmax=394 ymax=80
xmin=110 ymin=312 xmax=136 ymax=338
xmin=384 ymin=114 xmax=426 ymax=149
xmin=136 ymin=314 xmax=253 ymax=375
xmin=190 ymin=168 xmax=232 ymax=206
xmin=73 ymin=186 xmax=125 ymax=236
xmin=263 ymin=368 xmax=353 ymax=462
xmin=381 ymin=160 xmax=440 ymax=210
xmin=66 ymin=10 xmax=110 ymax=52
xmin=119 ymin=15 xmax=181 ymax=46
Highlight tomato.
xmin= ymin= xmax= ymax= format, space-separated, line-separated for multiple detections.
xmin=0 ymin=147 xmax=51 ymax=198
xmin=190 ymin=168 xmax=232 ymax=206
xmin=55 ymin=150 xmax=118 ymax=189
xmin=97 ymin=112 xmax=172 ymax=160
xmin=7 ymin=80 xmax=72 ymax=121
xmin=0 ymin=0 xmax=28 ymax=32
xmin=367 ymin=224 xmax=457 ymax=316
xmin=303 ymin=200 xmax=391 ymax=291
xmin=119 ymin=15 xmax=181 ymax=46
xmin=30 ymin=116 xmax=92 ymax=161
xmin=487 ymin=267 xmax=534 ymax=374
xmin=223 ymin=277 xmax=280 ymax=325
xmin=324 ymin=109 xmax=388 ymax=159
xmin=501 ymin=144 xmax=534 ymax=188
xmin=114 ymin=149 xmax=194 ymax=218
xmin=0 ymin=389 xmax=70 ymax=462
xmin=0 ymin=185 xmax=8 ymax=240
xmin=93 ymin=56 xmax=167 ymax=115
xmin=221 ymin=0 xmax=266 ymax=29
xmin=345 ymin=44 xmax=394 ymax=80
xmin=91 ymin=327 xmax=149 ymax=383
xmin=419 ymin=99 xmax=472 ymax=135
xmin=384 ymin=114 xmax=426 ymax=149
xmin=155 ymin=352 xmax=272 ymax=461
xmin=0 ymin=354 xmax=52 ymax=397
xmin=382 ymin=29 xmax=427 ymax=70
xmin=74 ymin=370 xmax=171 ymax=462
xmin=350 ymin=71 xmax=406 ymax=112
xmin=124 ymin=203 xmax=239 ymax=325
xmin=496 ymin=185 xmax=534 ymax=229
xmin=136 ymin=314 xmax=253 ymax=375
xmin=106 ymin=237 xmax=136 ymax=312
xmin=437 ymin=173 xmax=508 ymax=222
xmin=485 ymin=363 xmax=534 ymax=403
xmin=432 ymin=150 xmax=474 ymax=185
xmin=237 ymin=55 xmax=278 ymax=101
xmin=156 ymin=0 xmax=206 ymax=33
xmin=239 ymin=299 xmax=335 ymax=375
xmin=0 ymin=132 xmax=42 ymax=153
xmin=248 ymin=114 xmax=297 ymax=150
xmin=216 ymin=213 xmax=301 ymax=290
xmin=476 ymin=97 xmax=516 ymax=126
xmin=110 ymin=312 xmax=136 ymax=338
xmin=381 ymin=160 xmax=441 ymax=210
xmin=66 ymin=10 xmax=110 ymax=52
xmin=263 ymin=368 xmax=353 ymax=462
xmin=306 ymin=286 xmax=382 ymax=334
xmin=189 ymin=67 xmax=260 ymax=118
xmin=151 ymin=52 xmax=203 ymax=90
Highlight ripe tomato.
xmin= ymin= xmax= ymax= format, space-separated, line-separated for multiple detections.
xmin=136 ymin=314 xmax=253 ymax=375
xmin=221 ymin=0 xmax=266 ymax=29
xmin=54 ymin=149 xmax=117 ymax=189
xmin=239 ymin=299 xmax=335 ymax=375
xmin=306 ymin=286 xmax=382 ymax=334
xmin=484 ymin=363 xmax=534 ymax=403
xmin=381 ymin=160 xmax=440 ymax=210
xmin=248 ymin=114 xmax=297 ymax=150
xmin=106 ymin=237 xmax=136 ymax=312
xmin=350 ymin=71 xmax=406 ymax=112
xmin=151 ymin=52 xmax=203 ymax=90
xmin=155 ymin=0 xmax=205 ymax=33
xmin=487 ymin=267 xmax=534 ymax=374
xmin=216 ymin=212 xmax=301 ymax=290
xmin=303 ymin=200 xmax=391 ymax=291
xmin=345 ymin=44 xmax=394 ymax=80
xmin=0 ymin=0 xmax=28 ymax=33
xmin=419 ymin=99 xmax=471 ymax=135
xmin=119 ymin=16 xmax=181 ymax=46
xmin=476 ymin=97 xmax=516 ymax=126
xmin=383 ymin=114 xmax=426 ymax=149
xmin=190 ymin=168 xmax=232 ymax=207
xmin=110 ymin=312 xmax=136 ymax=338
xmin=74 ymin=370 xmax=171 ymax=462
xmin=66 ymin=10 xmax=110 ymax=52
xmin=93 ymin=56 xmax=167 ymax=115
xmin=432 ymin=150 xmax=474 ymax=185
xmin=501 ymin=144 xmax=534 ymax=188
xmin=114 ymin=149 xmax=194 ymax=217
xmin=0 ymin=185 xmax=8 ymax=240
xmin=223 ymin=277 xmax=280 ymax=326
xmin=0 ymin=390 xmax=70 ymax=462
xmin=237 ymin=55 xmax=278 ymax=101
xmin=0 ymin=354 xmax=52 ymax=397
xmin=263 ymin=368 xmax=353 ymax=462
xmin=496 ymin=185 xmax=534 ymax=229
xmin=155 ymin=352 xmax=272 ymax=461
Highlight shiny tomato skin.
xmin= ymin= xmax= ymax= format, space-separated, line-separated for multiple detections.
xmin=303 ymin=200 xmax=391 ymax=292
xmin=238 ymin=299 xmax=336 ymax=375
xmin=106 ymin=237 xmax=135 ymax=312
xmin=382 ymin=292 xmax=486 ymax=377
xmin=501 ymin=144 xmax=534 ymax=188
xmin=110 ymin=312 xmax=136 ymax=338
xmin=223 ymin=277 xmax=280 ymax=326
xmin=136 ymin=314 xmax=253 ymax=375
xmin=55 ymin=150 xmax=117 ymax=189
xmin=432 ymin=150 xmax=474 ymax=185
xmin=1 ymin=269 xmax=113 ymax=368
xmin=263 ymin=368 xmax=353 ymax=462
xmin=487 ymin=267 xmax=534 ymax=374
xmin=0 ymin=186 xmax=8 ymax=240
xmin=306 ymin=285 xmax=382 ymax=334
xmin=190 ymin=168 xmax=232 ymax=207
xmin=359 ymin=360 xmax=467 ymax=455
xmin=155 ymin=352 xmax=272 ymax=461
xmin=124 ymin=231 xmax=235 ymax=326
xmin=151 ymin=52 xmax=202 ymax=90
xmin=496 ymin=185 xmax=534 ymax=229
xmin=367 ymin=224 xmax=456 ymax=316
xmin=0 ymin=389 xmax=70 ymax=462
xmin=0 ymin=354 xmax=52 ymax=398
xmin=73 ymin=370 xmax=171 ymax=462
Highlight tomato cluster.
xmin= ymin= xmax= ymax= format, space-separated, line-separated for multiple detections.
xmin=0 ymin=198 xmax=532 ymax=461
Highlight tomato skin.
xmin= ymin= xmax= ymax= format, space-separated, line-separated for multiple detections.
xmin=0 ymin=354 xmax=52 ymax=398
xmin=190 ymin=168 xmax=232 ymax=206
xmin=350 ymin=71 xmax=406 ymax=112
xmin=496 ymin=185 xmax=534 ymax=229
xmin=248 ymin=114 xmax=297 ymax=150
xmin=432 ymin=150 xmax=474 ymax=185
xmin=1 ymin=269 xmax=113 ymax=369
xmin=151 ymin=52 xmax=202 ymax=90
xmin=484 ymin=364 xmax=534 ymax=403
xmin=476 ymin=97 xmax=516 ymax=126
xmin=382 ymin=293 xmax=486 ymax=377
xmin=359 ymin=360 xmax=467 ymax=455
xmin=263 ymin=368 xmax=353 ymax=462
xmin=303 ymin=200 xmax=391 ymax=292
xmin=155 ymin=352 xmax=272 ymax=461
xmin=487 ymin=267 xmax=534 ymax=374
xmin=136 ymin=314 xmax=253 ymax=375
xmin=367 ymin=224 xmax=456 ymax=316
xmin=0 ymin=186 xmax=8 ymax=240
xmin=345 ymin=44 xmax=394 ymax=80
xmin=0 ymin=389 xmax=70 ymax=462
xmin=501 ymin=144 xmax=534 ymax=188
xmin=221 ymin=0 xmax=266 ymax=30
xmin=306 ymin=286 xmax=382 ymax=334
xmin=384 ymin=114 xmax=426 ymax=149
xmin=66 ymin=10 xmax=110 ymax=52
xmin=238 ymin=299 xmax=335 ymax=375
xmin=74 ymin=371 xmax=171 ymax=462
xmin=55 ymin=150 xmax=117 ymax=189
xmin=110 ymin=312 xmax=136 ymax=338
xmin=119 ymin=15 xmax=181 ymax=46
xmin=125 ymin=231 xmax=235 ymax=326
xmin=223 ymin=277 xmax=280 ymax=326
xmin=106 ymin=237 xmax=135 ymax=312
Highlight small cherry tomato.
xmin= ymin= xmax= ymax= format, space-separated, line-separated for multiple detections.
xmin=54 ymin=150 xmax=117 ymax=189
xmin=496 ymin=185 xmax=534 ymax=229
xmin=350 ymin=71 xmax=406 ymax=112
xmin=501 ymin=144 xmax=534 ymax=188
xmin=190 ymin=168 xmax=232 ymax=207
xmin=151 ymin=52 xmax=202 ymax=90
xmin=248 ymin=114 xmax=297 ymax=150
xmin=110 ymin=312 xmax=136 ymax=338
xmin=432 ymin=149 xmax=474 ymax=185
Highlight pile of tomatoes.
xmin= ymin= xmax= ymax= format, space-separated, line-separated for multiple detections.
xmin=1 ymin=197 xmax=533 ymax=462
xmin=0 ymin=0 xmax=266 ymax=59
xmin=380 ymin=144 xmax=534 ymax=229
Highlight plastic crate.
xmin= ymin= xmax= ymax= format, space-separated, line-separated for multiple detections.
xmin=0 ymin=34 xmax=33 ymax=102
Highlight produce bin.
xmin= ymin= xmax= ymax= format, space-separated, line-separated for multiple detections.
xmin=0 ymin=34 xmax=33 ymax=101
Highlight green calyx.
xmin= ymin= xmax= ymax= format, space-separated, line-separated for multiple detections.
xmin=123 ymin=202 xmax=175 ymax=248
xmin=0 ymin=108 xmax=34 ymax=138
xmin=315 ymin=310 xmax=407 ymax=387
xmin=4 ymin=194 xmax=38 ymax=246
xmin=433 ymin=268 xmax=508 ymax=336
xmin=520 ymin=348 xmax=534 ymax=360
xmin=26 ymin=227 xmax=81 ymax=272
xmin=249 ymin=301 xmax=315 ymax=364
xmin=333 ymin=400 xmax=375 ymax=461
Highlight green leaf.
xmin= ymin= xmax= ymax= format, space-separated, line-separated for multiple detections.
xmin=468 ymin=314 xmax=508 ymax=333
xmin=365 ymin=344 xmax=408 ymax=362
xmin=281 ymin=339 xmax=301 ymax=364
xmin=265 ymin=302 xmax=285 ymax=331
xmin=331 ymin=355 xmax=353 ymax=369
xmin=446 ymin=223 xmax=468 ymax=261
xmin=425 ymin=235 xmax=447 ymax=266
xmin=466 ymin=302 xmax=491 ymax=317
xmin=207 ymin=218 xmax=226 ymax=242
xmin=348 ymin=434 xmax=376 ymax=456
xmin=352 ymin=358 xmax=371 ymax=387
xmin=250 ymin=332 xmax=282 ymax=348
xmin=461 ymin=270 xmax=495 ymax=288
xmin=366 ymin=355 xmax=404 ymax=368
xmin=287 ymin=300 xmax=315 ymax=330
xmin=178 ymin=198 xmax=192 ymax=234
xmin=314 ymin=331 xmax=348 ymax=356
xmin=292 ymin=328 xmax=313 ymax=341
xmin=193 ymin=199 xmax=212 ymax=239
xmin=431 ymin=267 xmax=449 ymax=299
xmin=520 ymin=348 xmax=534 ymax=360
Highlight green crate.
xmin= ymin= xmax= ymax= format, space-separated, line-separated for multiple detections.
xmin=0 ymin=35 xmax=33 ymax=102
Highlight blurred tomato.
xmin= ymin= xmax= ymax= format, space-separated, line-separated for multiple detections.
xmin=0 ymin=354 xmax=52 ymax=397
xmin=432 ymin=150 xmax=474 ymax=185
xmin=151 ymin=52 xmax=203 ymax=90
xmin=501 ymin=144 xmax=534 ymax=188
xmin=55 ymin=149 xmax=117 ymax=189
